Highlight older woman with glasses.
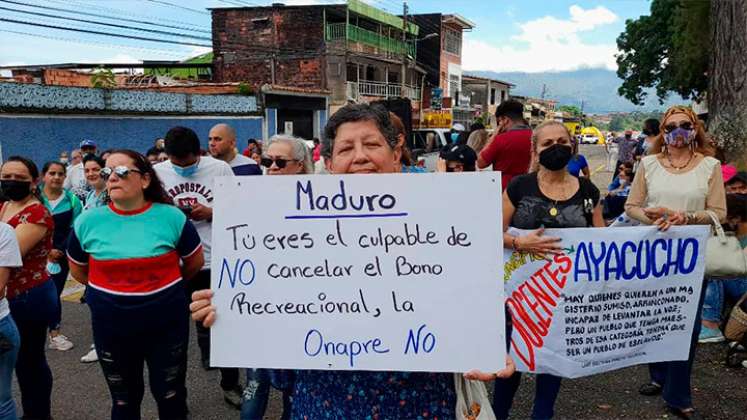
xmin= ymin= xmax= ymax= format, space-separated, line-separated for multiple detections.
xmin=243 ymin=134 xmax=312 ymax=420
xmin=67 ymin=150 xmax=204 ymax=420
xmin=191 ymin=103 xmax=515 ymax=419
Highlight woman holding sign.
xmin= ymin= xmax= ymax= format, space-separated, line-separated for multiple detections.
xmin=191 ymin=103 xmax=515 ymax=419
xmin=67 ymin=150 xmax=204 ymax=420
xmin=625 ymin=106 xmax=725 ymax=419
xmin=500 ymin=121 xmax=604 ymax=419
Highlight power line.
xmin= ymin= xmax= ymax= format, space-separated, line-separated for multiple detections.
xmin=0 ymin=28 xmax=188 ymax=58
xmin=0 ymin=0 xmax=212 ymax=33
xmin=53 ymin=0 xmax=209 ymax=29
xmin=145 ymin=0 xmax=209 ymax=15
xmin=0 ymin=17 xmax=212 ymax=47
xmin=0 ymin=5 xmax=213 ymax=41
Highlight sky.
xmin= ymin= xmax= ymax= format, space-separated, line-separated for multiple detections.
xmin=0 ymin=0 xmax=652 ymax=73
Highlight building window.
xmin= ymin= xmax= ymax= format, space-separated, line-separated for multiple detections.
xmin=490 ymin=88 xmax=496 ymax=105
xmin=501 ymin=90 xmax=507 ymax=102
xmin=449 ymin=74 xmax=460 ymax=99
xmin=443 ymin=28 xmax=462 ymax=56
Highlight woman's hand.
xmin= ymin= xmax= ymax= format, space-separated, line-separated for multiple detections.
xmin=514 ymin=228 xmax=561 ymax=258
xmin=190 ymin=289 xmax=216 ymax=327
xmin=48 ymin=249 xmax=63 ymax=262
xmin=436 ymin=158 xmax=447 ymax=173
xmin=463 ymin=355 xmax=517 ymax=382
xmin=653 ymin=211 xmax=687 ymax=232
xmin=643 ymin=207 xmax=669 ymax=221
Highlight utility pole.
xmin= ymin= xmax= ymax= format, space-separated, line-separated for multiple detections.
xmin=540 ymin=83 xmax=547 ymax=100
xmin=401 ymin=1 xmax=408 ymax=98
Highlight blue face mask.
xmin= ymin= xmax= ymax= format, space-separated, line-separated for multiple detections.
xmin=451 ymin=132 xmax=460 ymax=143
xmin=173 ymin=160 xmax=198 ymax=178
xmin=47 ymin=261 xmax=61 ymax=275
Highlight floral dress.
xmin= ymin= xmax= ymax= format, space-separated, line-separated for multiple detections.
xmin=0 ymin=202 xmax=54 ymax=298
xmin=291 ymin=370 xmax=455 ymax=419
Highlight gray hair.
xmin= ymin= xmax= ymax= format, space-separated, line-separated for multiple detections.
xmin=322 ymin=103 xmax=398 ymax=159
xmin=266 ymin=134 xmax=314 ymax=174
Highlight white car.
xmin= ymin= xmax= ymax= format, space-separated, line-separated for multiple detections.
xmin=409 ymin=129 xmax=449 ymax=172
xmin=580 ymin=133 xmax=599 ymax=144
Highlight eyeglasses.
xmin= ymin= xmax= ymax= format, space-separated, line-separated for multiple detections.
xmin=100 ymin=166 xmax=142 ymax=180
xmin=260 ymin=157 xmax=295 ymax=169
xmin=663 ymin=121 xmax=693 ymax=133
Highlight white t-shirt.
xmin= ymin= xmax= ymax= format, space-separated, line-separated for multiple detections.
xmin=154 ymin=156 xmax=235 ymax=269
xmin=62 ymin=162 xmax=88 ymax=200
xmin=0 ymin=222 xmax=23 ymax=319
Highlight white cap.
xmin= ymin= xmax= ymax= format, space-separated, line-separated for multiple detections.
xmin=452 ymin=123 xmax=466 ymax=132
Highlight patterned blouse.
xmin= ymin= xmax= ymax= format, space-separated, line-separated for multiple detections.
xmin=291 ymin=370 xmax=456 ymax=420
xmin=0 ymin=202 xmax=54 ymax=298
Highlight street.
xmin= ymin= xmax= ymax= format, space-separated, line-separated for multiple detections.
xmin=15 ymin=145 xmax=747 ymax=420
xmin=18 ymin=298 xmax=747 ymax=419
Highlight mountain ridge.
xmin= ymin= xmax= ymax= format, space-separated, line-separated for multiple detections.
xmin=467 ymin=68 xmax=686 ymax=114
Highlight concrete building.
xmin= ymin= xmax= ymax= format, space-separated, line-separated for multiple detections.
xmin=210 ymin=0 xmax=427 ymax=138
xmin=461 ymin=75 xmax=514 ymax=127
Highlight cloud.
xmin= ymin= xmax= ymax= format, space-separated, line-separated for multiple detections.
xmin=463 ymin=5 xmax=619 ymax=73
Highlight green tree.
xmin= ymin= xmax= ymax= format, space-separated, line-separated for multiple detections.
xmin=558 ymin=105 xmax=582 ymax=117
xmin=90 ymin=67 xmax=116 ymax=89
xmin=608 ymin=115 xmax=624 ymax=132
xmin=616 ymin=0 xmax=709 ymax=105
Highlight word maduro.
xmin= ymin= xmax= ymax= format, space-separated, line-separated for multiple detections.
xmin=506 ymin=253 xmax=572 ymax=371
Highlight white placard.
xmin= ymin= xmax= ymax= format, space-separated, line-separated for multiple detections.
xmin=504 ymin=225 xmax=709 ymax=378
xmin=210 ymin=173 xmax=505 ymax=373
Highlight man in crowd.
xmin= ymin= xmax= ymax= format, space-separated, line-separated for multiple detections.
xmin=154 ymin=126 xmax=244 ymax=409
xmin=477 ymin=99 xmax=532 ymax=190
xmin=64 ymin=140 xmax=96 ymax=200
xmin=613 ymin=130 xmax=639 ymax=178
xmin=69 ymin=149 xmax=82 ymax=168
xmin=208 ymin=123 xmax=262 ymax=176
xmin=726 ymin=171 xmax=747 ymax=194
xmin=242 ymin=138 xmax=259 ymax=157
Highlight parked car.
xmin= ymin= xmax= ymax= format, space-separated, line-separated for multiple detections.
xmin=580 ymin=133 xmax=599 ymax=144
xmin=409 ymin=128 xmax=449 ymax=172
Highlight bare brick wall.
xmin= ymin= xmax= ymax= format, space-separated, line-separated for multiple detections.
xmin=212 ymin=6 xmax=327 ymax=89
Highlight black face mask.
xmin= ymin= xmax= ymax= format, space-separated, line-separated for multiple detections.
xmin=0 ymin=180 xmax=32 ymax=201
xmin=539 ymin=144 xmax=573 ymax=171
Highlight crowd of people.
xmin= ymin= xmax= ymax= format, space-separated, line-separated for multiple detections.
xmin=0 ymin=100 xmax=744 ymax=420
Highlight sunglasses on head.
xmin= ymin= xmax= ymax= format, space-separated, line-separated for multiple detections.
xmin=100 ymin=165 xmax=142 ymax=180
xmin=663 ymin=121 xmax=693 ymax=133
xmin=260 ymin=157 xmax=295 ymax=169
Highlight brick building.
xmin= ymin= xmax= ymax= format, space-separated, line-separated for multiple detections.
xmin=210 ymin=0 xmax=427 ymax=138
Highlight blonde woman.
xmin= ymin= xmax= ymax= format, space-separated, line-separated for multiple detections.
xmin=625 ymin=106 xmax=726 ymax=419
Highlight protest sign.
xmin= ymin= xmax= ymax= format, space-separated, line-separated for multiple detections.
xmin=504 ymin=225 xmax=710 ymax=378
xmin=210 ymin=173 xmax=505 ymax=373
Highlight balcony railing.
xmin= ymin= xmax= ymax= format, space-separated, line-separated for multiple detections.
xmin=326 ymin=23 xmax=416 ymax=58
xmin=346 ymin=81 xmax=421 ymax=101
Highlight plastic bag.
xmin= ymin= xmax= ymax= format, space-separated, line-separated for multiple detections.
xmin=454 ymin=373 xmax=497 ymax=420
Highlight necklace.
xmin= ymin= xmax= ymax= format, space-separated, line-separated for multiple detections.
xmin=666 ymin=151 xmax=694 ymax=170
xmin=539 ymin=173 xmax=571 ymax=217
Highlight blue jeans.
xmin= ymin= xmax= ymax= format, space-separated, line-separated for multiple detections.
xmin=0 ymin=314 xmax=20 ymax=420
xmin=493 ymin=313 xmax=562 ymax=419
xmin=241 ymin=369 xmax=293 ymax=420
xmin=8 ymin=279 xmax=58 ymax=420
xmin=48 ymin=257 xmax=69 ymax=332
xmin=648 ymin=277 xmax=707 ymax=410
xmin=702 ymin=277 xmax=747 ymax=323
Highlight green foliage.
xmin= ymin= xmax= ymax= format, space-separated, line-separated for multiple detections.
xmin=559 ymin=105 xmax=582 ymax=117
xmin=90 ymin=67 xmax=116 ymax=89
xmin=604 ymin=111 xmax=663 ymax=133
xmin=473 ymin=112 xmax=492 ymax=126
xmin=616 ymin=0 xmax=709 ymax=105
xmin=237 ymin=82 xmax=255 ymax=96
